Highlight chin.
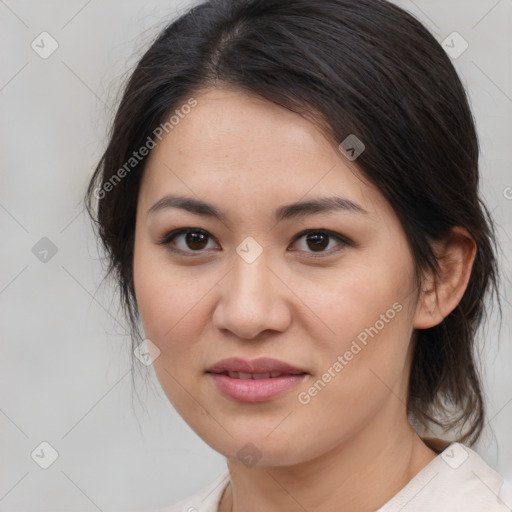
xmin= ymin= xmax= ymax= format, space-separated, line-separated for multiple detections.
xmin=190 ymin=420 xmax=324 ymax=468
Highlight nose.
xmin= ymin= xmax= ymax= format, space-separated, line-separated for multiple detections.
xmin=212 ymin=248 xmax=292 ymax=340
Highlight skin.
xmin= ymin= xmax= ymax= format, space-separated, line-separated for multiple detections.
xmin=132 ymin=86 xmax=477 ymax=512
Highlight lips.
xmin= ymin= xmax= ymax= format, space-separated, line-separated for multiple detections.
xmin=206 ymin=357 xmax=309 ymax=402
xmin=206 ymin=357 xmax=308 ymax=376
xmin=223 ymin=371 xmax=293 ymax=380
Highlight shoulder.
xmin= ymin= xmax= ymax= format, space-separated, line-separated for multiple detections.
xmin=155 ymin=471 xmax=230 ymax=512
xmin=378 ymin=442 xmax=511 ymax=512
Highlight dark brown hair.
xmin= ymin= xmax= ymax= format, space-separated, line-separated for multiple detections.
xmin=85 ymin=0 xmax=501 ymax=445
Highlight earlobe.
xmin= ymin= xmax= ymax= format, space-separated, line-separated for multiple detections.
xmin=413 ymin=226 xmax=477 ymax=330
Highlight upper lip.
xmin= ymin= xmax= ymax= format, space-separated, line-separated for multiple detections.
xmin=206 ymin=357 xmax=308 ymax=375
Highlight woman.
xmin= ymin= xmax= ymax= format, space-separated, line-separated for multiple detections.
xmin=85 ymin=0 xmax=511 ymax=510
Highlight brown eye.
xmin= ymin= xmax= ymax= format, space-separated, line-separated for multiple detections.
xmin=158 ymin=227 xmax=350 ymax=258
xmin=305 ymin=232 xmax=329 ymax=251
xmin=184 ymin=231 xmax=209 ymax=250
xmin=158 ymin=228 xmax=219 ymax=253
xmin=289 ymin=229 xmax=350 ymax=257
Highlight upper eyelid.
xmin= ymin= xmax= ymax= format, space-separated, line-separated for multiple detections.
xmin=292 ymin=228 xmax=350 ymax=243
xmin=160 ymin=227 xmax=350 ymax=252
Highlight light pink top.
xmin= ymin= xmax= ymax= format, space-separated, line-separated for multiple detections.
xmin=156 ymin=442 xmax=511 ymax=512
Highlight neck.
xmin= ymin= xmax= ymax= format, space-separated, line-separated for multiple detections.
xmin=220 ymin=413 xmax=437 ymax=512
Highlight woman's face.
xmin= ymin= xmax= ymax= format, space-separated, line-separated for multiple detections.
xmin=133 ymin=86 xmax=421 ymax=466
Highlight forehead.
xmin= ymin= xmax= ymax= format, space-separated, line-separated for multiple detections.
xmin=138 ymin=87 xmax=388 ymax=221
xmin=151 ymin=87 xmax=337 ymax=171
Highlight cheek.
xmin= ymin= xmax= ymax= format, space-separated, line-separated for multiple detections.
xmin=292 ymin=299 xmax=412 ymax=454
xmin=133 ymin=242 xmax=210 ymax=412
xmin=297 ymin=255 xmax=415 ymax=406
xmin=133 ymin=239 xmax=215 ymax=367
xmin=306 ymin=256 xmax=413 ymax=349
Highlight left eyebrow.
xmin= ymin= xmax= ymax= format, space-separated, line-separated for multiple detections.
xmin=274 ymin=196 xmax=368 ymax=222
xmin=147 ymin=194 xmax=368 ymax=223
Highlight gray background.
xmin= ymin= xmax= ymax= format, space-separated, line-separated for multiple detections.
xmin=1 ymin=1 xmax=511 ymax=510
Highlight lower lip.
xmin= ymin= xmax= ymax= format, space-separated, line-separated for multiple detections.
xmin=207 ymin=373 xmax=308 ymax=402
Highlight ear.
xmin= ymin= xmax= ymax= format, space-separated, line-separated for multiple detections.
xmin=414 ymin=226 xmax=477 ymax=329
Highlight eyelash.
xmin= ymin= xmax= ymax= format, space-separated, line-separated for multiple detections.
xmin=157 ymin=228 xmax=351 ymax=259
